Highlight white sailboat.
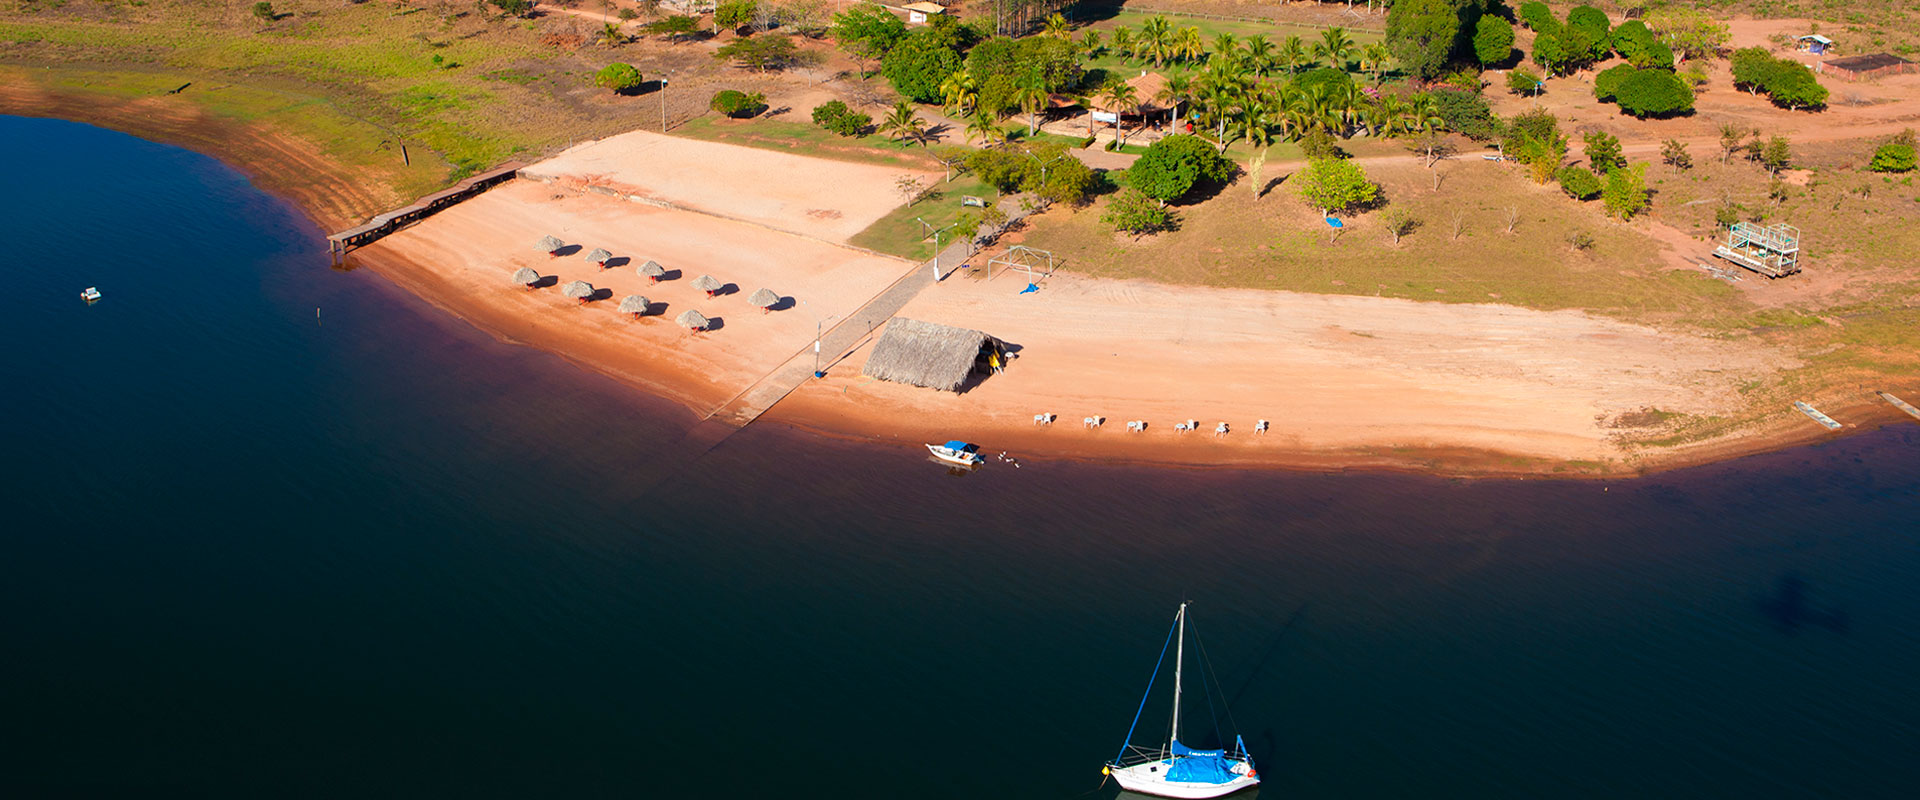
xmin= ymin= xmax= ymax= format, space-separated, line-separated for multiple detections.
xmin=1104 ymin=602 xmax=1260 ymax=799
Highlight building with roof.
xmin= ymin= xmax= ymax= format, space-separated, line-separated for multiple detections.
xmin=1796 ymin=34 xmax=1832 ymax=54
xmin=860 ymin=317 xmax=1008 ymax=393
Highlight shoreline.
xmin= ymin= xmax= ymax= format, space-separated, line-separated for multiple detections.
xmin=5 ymin=88 xmax=1913 ymax=479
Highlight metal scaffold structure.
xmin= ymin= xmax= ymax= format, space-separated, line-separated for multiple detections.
xmin=1714 ymin=221 xmax=1802 ymax=278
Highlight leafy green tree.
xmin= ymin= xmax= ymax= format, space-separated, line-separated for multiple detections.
xmin=1593 ymin=63 xmax=1637 ymax=101
xmin=1584 ymin=132 xmax=1624 ymax=174
xmin=1615 ymin=69 xmax=1694 ymax=117
xmin=1505 ymin=107 xmax=1567 ymax=183
xmin=1036 ymin=152 xmax=1099 ymax=206
xmin=1766 ymin=66 xmax=1828 ymax=111
xmin=1644 ymin=7 xmax=1729 ymax=62
xmin=1868 ymin=130 xmax=1917 ymax=172
xmin=593 ymin=63 xmax=644 ymax=95
xmin=1518 ymin=2 xmax=1558 ymax=32
xmin=1661 ymin=138 xmax=1693 ymax=170
xmin=1567 ymin=6 xmax=1610 ymax=40
xmin=964 ymin=36 xmax=1082 ymax=118
xmin=1730 ymin=48 xmax=1779 ymax=93
xmin=1556 ymin=165 xmax=1603 ymax=200
xmin=709 ymin=89 xmax=766 ymax=117
xmin=1428 ymin=89 xmax=1497 ymax=140
xmin=1602 ymin=162 xmax=1649 ymax=219
xmin=882 ymin=29 xmax=963 ymax=103
xmin=715 ymin=0 xmax=760 ymax=31
xmin=967 ymin=148 xmax=1035 ymax=192
xmin=1386 ymin=0 xmax=1463 ymax=80
xmin=1294 ymin=157 xmax=1379 ymax=214
xmin=643 ymin=15 xmax=701 ymax=40
xmin=714 ymin=35 xmax=805 ymax=72
xmin=1127 ymin=134 xmax=1232 ymax=205
xmin=1101 ymin=187 xmax=1173 ymax=237
xmin=1315 ymin=26 xmax=1357 ymax=71
xmin=1760 ymin=135 xmax=1792 ymax=176
xmin=1610 ymin=20 xmax=1672 ymax=69
xmin=1532 ymin=31 xmax=1575 ymax=77
xmin=832 ymin=4 xmax=906 ymax=76
xmin=1474 ymin=15 xmax=1515 ymax=67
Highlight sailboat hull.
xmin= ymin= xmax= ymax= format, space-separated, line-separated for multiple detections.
xmin=1111 ymin=762 xmax=1259 ymax=799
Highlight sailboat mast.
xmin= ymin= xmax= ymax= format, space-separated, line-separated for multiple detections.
xmin=1171 ymin=602 xmax=1186 ymax=746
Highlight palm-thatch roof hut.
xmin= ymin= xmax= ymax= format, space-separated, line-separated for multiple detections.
xmin=675 ymin=309 xmax=710 ymax=332
xmin=537 ymin=234 xmax=565 ymax=254
xmin=692 ymin=274 xmax=722 ymax=297
xmin=618 ymin=295 xmax=652 ymax=318
xmin=562 ymin=280 xmax=595 ymax=303
xmin=638 ymin=260 xmax=667 ymax=282
xmin=860 ymin=317 xmax=1008 ymax=393
xmin=584 ymin=247 xmax=612 ymax=267
xmin=748 ymin=287 xmax=780 ymax=313
xmin=511 ymin=267 xmax=541 ymax=288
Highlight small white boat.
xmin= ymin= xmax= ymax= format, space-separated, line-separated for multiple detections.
xmin=81 ymin=287 xmax=102 ymax=302
xmin=1105 ymin=603 xmax=1260 ymax=798
xmin=926 ymin=440 xmax=983 ymax=466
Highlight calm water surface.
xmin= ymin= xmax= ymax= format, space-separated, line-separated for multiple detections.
xmin=3 ymin=115 xmax=1918 ymax=798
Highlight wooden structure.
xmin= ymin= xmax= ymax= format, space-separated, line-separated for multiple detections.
xmin=861 ymin=317 xmax=1007 ymax=393
xmin=327 ymin=162 xmax=523 ymax=255
xmin=1819 ymin=53 xmax=1917 ymax=81
xmin=1714 ymin=221 xmax=1801 ymax=278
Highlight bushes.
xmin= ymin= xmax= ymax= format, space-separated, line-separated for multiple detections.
xmin=964 ymin=143 xmax=1100 ymax=205
xmin=1506 ymin=66 xmax=1543 ymax=96
xmin=593 ymin=63 xmax=643 ymax=94
xmin=1556 ymin=166 xmax=1603 ymax=199
xmin=1868 ymin=130 xmax=1918 ymax=173
xmin=1505 ymin=107 xmax=1567 ymax=183
xmin=1730 ymin=47 xmax=1829 ymax=110
xmin=710 ymin=89 xmax=767 ymax=118
xmin=810 ymin=100 xmax=870 ymax=136
xmin=1102 ymin=188 xmax=1172 ymax=236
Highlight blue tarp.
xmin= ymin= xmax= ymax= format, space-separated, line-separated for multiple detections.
xmin=1166 ymin=740 xmax=1236 ymax=784
xmin=943 ymin=440 xmax=972 ymax=451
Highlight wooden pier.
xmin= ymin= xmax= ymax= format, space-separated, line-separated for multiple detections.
xmin=1877 ymin=391 xmax=1920 ymax=421
xmin=326 ymin=162 xmax=524 ymax=255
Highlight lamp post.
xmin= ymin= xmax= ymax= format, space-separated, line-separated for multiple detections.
xmin=1025 ymin=150 xmax=1067 ymax=184
xmin=918 ymin=217 xmax=956 ymax=282
xmin=659 ymin=75 xmax=671 ymax=132
xmin=799 ymin=300 xmax=837 ymax=377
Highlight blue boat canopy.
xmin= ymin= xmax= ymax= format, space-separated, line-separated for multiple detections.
xmin=943 ymin=440 xmax=973 ymax=451
xmin=1166 ymin=740 xmax=1236 ymax=784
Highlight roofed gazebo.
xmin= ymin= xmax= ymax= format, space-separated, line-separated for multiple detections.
xmin=584 ymin=247 xmax=612 ymax=268
xmin=860 ymin=317 xmax=1008 ymax=393
xmin=511 ymin=267 xmax=541 ymax=289
xmin=537 ymin=235 xmax=565 ymax=256
xmin=675 ymin=309 xmax=710 ymax=333
xmin=638 ymin=260 xmax=667 ymax=283
xmin=692 ymin=274 xmax=722 ymax=298
xmin=618 ymin=295 xmax=652 ymax=318
xmin=561 ymin=280 xmax=595 ymax=304
xmin=748 ymin=287 xmax=780 ymax=313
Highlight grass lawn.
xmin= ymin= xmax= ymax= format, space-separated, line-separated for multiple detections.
xmin=849 ymin=175 xmax=1001 ymax=261
xmin=1091 ymin=10 xmax=1387 ymax=44
xmin=671 ymin=115 xmax=940 ymax=170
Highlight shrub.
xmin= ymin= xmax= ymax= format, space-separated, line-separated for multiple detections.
xmin=1615 ymin=69 xmax=1694 ymax=117
xmin=489 ymin=0 xmax=532 ymax=15
xmin=593 ymin=63 xmax=644 ymax=94
xmin=1129 ymin=134 xmax=1234 ymax=204
xmin=967 ymin=148 xmax=1036 ymax=193
xmin=643 ymin=16 xmax=701 ymax=39
xmin=1556 ymin=165 xmax=1603 ymax=199
xmin=1102 ymin=187 xmax=1173 ymax=236
xmin=710 ymin=89 xmax=766 ymax=117
xmin=1506 ymin=66 xmax=1543 ymax=95
xmin=1731 ymin=47 xmax=1828 ymax=110
xmin=1868 ymin=131 xmax=1917 ymax=173
xmin=1294 ymin=157 xmax=1379 ymax=214
xmin=251 ymin=2 xmax=275 ymax=21
xmin=1429 ymin=89 xmax=1498 ymax=140
xmin=715 ymin=34 xmax=809 ymax=73
xmin=1602 ymin=162 xmax=1649 ymax=219
xmin=810 ymin=100 xmax=870 ymax=136
xmin=1295 ymin=67 xmax=1355 ymax=95
xmin=1584 ymin=132 xmax=1625 ymax=173
xmin=1299 ymin=128 xmax=1341 ymax=160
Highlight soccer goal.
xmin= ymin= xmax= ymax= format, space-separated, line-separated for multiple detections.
xmin=986 ymin=245 xmax=1057 ymax=282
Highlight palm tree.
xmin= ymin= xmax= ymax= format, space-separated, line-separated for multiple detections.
xmin=1012 ymin=74 xmax=1051 ymax=137
xmin=1278 ymin=35 xmax=1308 ymax=75
xmin=965 ymin=111 xmax=1006 ymax=146
xmin=1290 ymin=83 xmax=1342 ymax=138
xmin=1110 ymin=26 xmax=1135 ymax=62
xmin=1043 ymin=13 xmax=1071 ymax=40
xmin=1139 ymin=16 xmax=1174 ymax=67
xmin=1193 ymin=78 xmax=1241 ymax=151
xmin=1156 ymin=73 xmax=1194 ymax=134
xmin=1175 ymin=27 xmax=1207 ymax=65
xmin=881 ymin=100 xmax=927 ymax=146
xmin=1210 ymin=33 xmax=1240 ymax=66
xmin=1241 ymin=35 xmax=1276 ymax=76
xmin=600 ymin=22 xmax=627 ymax=47
xmin=1360 ymin=42 xmax=1392 ymax=84
xmin=1366 ymin=94 xmax=1410 ymax=138
xmin=1408 ymin=93 xmax=1445 ymax=136
xmin=1314 ymin=27 xmax=1356 ymax=71
xmin=939 ymin=70 xmax=976 ymax=118
xmin=1100 ymin=78 xmax=1140 ymax=146
xmin=1079 ymin=29 xmax=1103 ymax=57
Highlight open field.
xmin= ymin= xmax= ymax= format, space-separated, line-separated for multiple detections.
xmin=849 ymin=174 xmax=1002 ymax=261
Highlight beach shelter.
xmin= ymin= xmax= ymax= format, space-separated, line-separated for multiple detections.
xmin=537 ymin=235 xmax=566 ymax=256
xmin=692 ymin=274 xmax=723 ymax=298
xmin=511 ymin=267 xmax=541 ymax=289
xmin=561 ymin=280 xmax=595 ymax=304
xmin=860 ymin=317 xmax=1008 ymax=393
xmin=748 ymin=288 xmax=780 ymax=314
xmin=676 ymin=309 xmax=710 ymax=333
xmin=618 ymin=295 xmax=652 ymax=318
xmin=584 ymin=247 xmax=612 ymax=268
xmin=638 ymin=260 xmax=667 ymax=284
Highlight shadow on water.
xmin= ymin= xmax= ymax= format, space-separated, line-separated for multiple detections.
xmin=1756 ymin=572 xmax=1850 ymax=635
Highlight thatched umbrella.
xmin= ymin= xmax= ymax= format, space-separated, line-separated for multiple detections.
xmin=537 ymin=235 xmax=565 ymax=256
xmin=583 ymin=247 xmax=612 ymax=268
xmin=675 ymin=309 xmax=710 ymax=333
xmin=511 ymin=267 xmax=541 ymax=289
xmin=561 ymin=280 xmax=595 ymax=304
xmin=618 ymin=295 xmax=652 ymax=319
xmin=748 ymin=287 xmax=780 ymax=314
xmin=692 ymin=274 xmax=722 ymax=298
xmin=637 ymin=260 xmax=667 ymax=284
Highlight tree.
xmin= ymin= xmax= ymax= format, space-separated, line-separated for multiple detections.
xmin=1661 ymin=138 xmax=1693 ymax=170
xmin=1316 ymin=26 xmax=1357 ymax=71
xmin=593 ymin=63 xmax=644 ymax=95
xmin=964 ymin=112 xmax=1007 ymax=146
xmin=714 ymin=35 xmax=808 ymax=73
xmin=1556 ymin=165 xmax=1603 ymax=199
xmin=811 ymin=100 xmax=870 ymax=136
xmin=1583 ymin=132 xmax=1624 ymax=174
xmin=1387 ymin=0 xmax=1463 ymax=80
xmin=1718 ymin=123 xmax=1748 ymax=164
xmin=643 ymin=15 xmax=701 ymax=41
xmin=1429 ymin=89 xmax=1497 ymax=140
xmin=1099 ymin=78 xmax=1140 ymax=146
xmin=1593 ymin=63 xmax=1637 ymax=102
xmin=1102 ymin=188 xmax=1173 ymax=237
xmin=967 ymin=148 xmax=1034 ymax=192
xmin=600 ymin=22 xmax=630 ymax=47
xmin=1474 ymin=15 xmax=1514 ymax=67
xmin=1766 ymin=67 xmax=1828 ymax=111
xmin=1602 ymin=162 xmax=1649 ymax=219
xmin=1128 ymin=134 xmax=1232 ymax=205
xmin=1518 ymin=2 xmax=1557 ymax=33
xmin=1760 ymin=135 xmax=1792 ymax=176
xmin=1614 ymin=69 xmax=1693 ymax=117
xmin=709 ymin=89 xmax=766 ymax=117
xmin=1294 ymin=157 xmax=1379 ymax=214
xmin=1532 ymin=31 xmax=1575 ymax=77
xmin=939 ymin=69 xmax=977 ymax=117
xmin=1383 ymin=208 xmax=1420 ymax=244
xmin=1505 ymin=108 xmax=1566 ymax=183
xmin=879 ymin=100 xmax=927 ymax=145
xmin=882 ymin=29 xmax=963 ymax=103
xmin=1644 ymin=7 xmax=1729 ymax=62
xmin=1360 ymin=41 xmax=1393 ymax=84
xmin=252 ymin=2 xmax=276 ymax=21
xmin=714 ymin=0 xmax=759 ymax=31
xmin=832 ymin=5 xmax=906 ymax=76
xmin=1507 ymin=66 xmax=1543 ymax=96
xmin=489 ymin=0 xmax=533 ymax=17
xmin=1868 ymin=130 xmax=1918 ymax=173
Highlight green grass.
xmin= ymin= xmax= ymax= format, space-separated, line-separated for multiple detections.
xmin=848 ymin=175 xmax=1000 ymax=261
xmin=1093 ymin=10 xmax=1386 ymax=44
xmin=673 ymin=116 xmax=940 ymax=170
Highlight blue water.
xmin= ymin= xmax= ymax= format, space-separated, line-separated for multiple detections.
xmin=3 ymin=114 xmax=1919 ymax=798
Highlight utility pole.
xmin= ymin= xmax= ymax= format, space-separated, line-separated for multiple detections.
xmin=660 ymin=76 xmax=670 ymax=132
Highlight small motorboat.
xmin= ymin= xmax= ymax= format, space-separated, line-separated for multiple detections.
xmin=926 ymin=440 xmax=983 ymax=467
xmin=81 ymin=287 xmax=102 ymax=302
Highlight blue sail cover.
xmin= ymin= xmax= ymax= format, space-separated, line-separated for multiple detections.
xmin=1166 ymin=740 xmax=1235 ymax=784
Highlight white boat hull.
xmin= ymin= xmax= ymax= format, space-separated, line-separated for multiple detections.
xmin=926 ymin=444 xmax=982 ymax=466
xmin=1111 ymin=761 xmax=1259 ymax=799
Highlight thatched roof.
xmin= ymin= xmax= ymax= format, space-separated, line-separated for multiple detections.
xmin=537 ymin=234 xmax=565 ymax=252
xmin=676 ymin=309 xmax=709 ymax=329
xmin=748 ymin=287 xmax=780 ymax=308
xmin=511 ymin=267 xmax=540 ymax=285
xmin=692 ymin=274 xmax=722 ymax=292
xmin=561 ymin=280 xmax=594 ymax=299
xmin=860 ymin=317 xmax=1002 ymax=392
xmin=618 ymin=295 xmax=651 ymax=315
xmin=584 ymin=247 xmax=612 ymax=264
xmin=638 ymin=260 xmax=667 ymax=277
